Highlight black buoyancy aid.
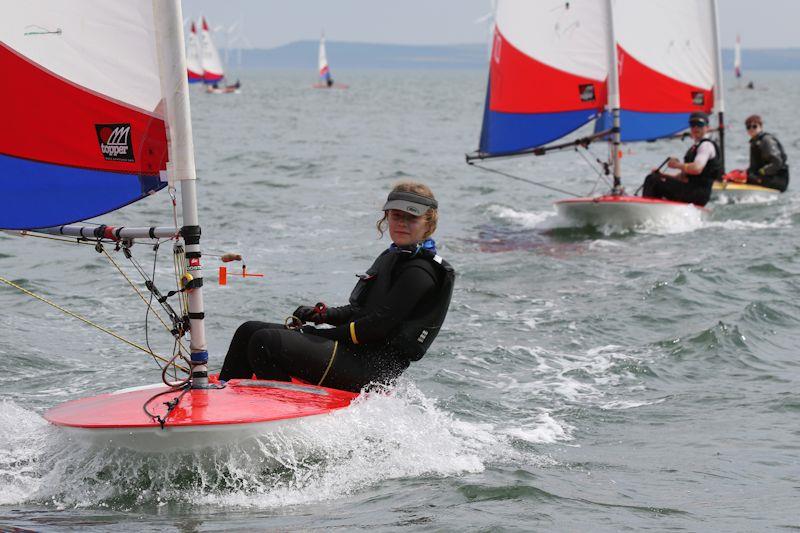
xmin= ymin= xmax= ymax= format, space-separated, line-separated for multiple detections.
xmin=348 ymin=248 xmax=455 ymax=361
xmin=684 ymin=137 xmax=722 ymax=188
xmin=750 ymin=132 xmax=788 ymax=174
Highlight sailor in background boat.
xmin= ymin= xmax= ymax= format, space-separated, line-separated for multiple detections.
xmin=744 ymin=115 xmax=789 ymax=192
xmin=641 ymin=112 xmax=721 ymax=206
xmin=219 ymin=182 xmax=455 ymax=392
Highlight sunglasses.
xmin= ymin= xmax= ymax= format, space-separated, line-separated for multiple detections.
xmin=746 ymin=124 xmax=760 ymax=130
xmin=689 ymin=122 xmax=706 ymax=128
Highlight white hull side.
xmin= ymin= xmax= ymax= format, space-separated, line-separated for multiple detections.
xmin=56 ymin=414 xmax=327 ymax=453
xmin=555 ymin=198 xmax=707 ymax=228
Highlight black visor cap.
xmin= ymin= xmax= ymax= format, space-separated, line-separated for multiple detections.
xmin=382 ymin=191 xmax=438 ymax=216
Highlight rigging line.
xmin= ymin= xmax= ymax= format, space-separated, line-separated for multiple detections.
xmin=16 ymin=231 xmax=185 ymax=368
xmin=575 ymin=147 xmax=606 ymax=180
xmin=469 ymin=163 xmax=584 ymax=198
xmin=168 ymin=186 xmax=179 ymax=233
xmin=175 ymin=248 xmax=189 ymax=315
xmin=0 ymin=276 xmax=189 ymax=373
xmin=17 ymin=231 xmax=160 ymax=249
xmin=145 ymin=242 xmax=160 ymax=364
xmin=142 ymin=384 xmax=191 ymax=429
xmin=99 ymin=245 xmax=189 ymax=356
xmin=575 ymin=149 xmax=603 ymax=196
xmin=13 ymin=232 xmax=98 ymax=246
xmin=575 ymin=147 xmax=613 ymax=196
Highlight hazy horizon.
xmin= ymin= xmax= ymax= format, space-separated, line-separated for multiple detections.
xmin=183 ymin=0 xmax=800 ymax=51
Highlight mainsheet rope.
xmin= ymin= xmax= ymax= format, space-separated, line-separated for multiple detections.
xmin=468 ymin=162 xmax=584 ymax=198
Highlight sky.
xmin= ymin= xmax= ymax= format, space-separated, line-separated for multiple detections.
xmin=183 ymin=0 xmax=800 ymax=50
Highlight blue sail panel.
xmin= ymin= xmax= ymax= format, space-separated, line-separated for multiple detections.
xmin=0 ymin=154 xmax=165 ymax=230
xmin=479 ymin=108 xmax=600 ymax=157
xmin=594 ymin=111 xmax=691 ymax=143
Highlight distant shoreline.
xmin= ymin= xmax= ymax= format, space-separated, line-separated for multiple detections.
xmin=230 ymin=41 xmax=800 ymax=70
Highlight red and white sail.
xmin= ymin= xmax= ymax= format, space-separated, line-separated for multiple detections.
xmin=187 ymin=21 xmax=203 ymax=83
xmin=479 ymin=0 xmax=611 ymax=155
xmin=318 ymin=34 xmax=331 ymax=82
xmin=0 ymin=0 xmax=197 ymax=229
xmin=199 ymin=16 xmax=224 ymax=84
xmin=606 ymin=0 xmax=718 ymax=141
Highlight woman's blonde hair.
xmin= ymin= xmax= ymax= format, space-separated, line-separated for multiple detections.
xmin=376 ymin=181 xmax=438 ymax=239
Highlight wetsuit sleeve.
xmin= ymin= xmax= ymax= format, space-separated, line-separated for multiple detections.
xmin=323 ymin=304 xmax=355 ymax=326
xmin=759 ymin=135 xmax=784 ymax=175
xmin=309 ymin=265 xmax=436 ymax=344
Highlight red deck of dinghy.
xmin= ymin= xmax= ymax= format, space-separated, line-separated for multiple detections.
xmin=45 ymin=378 xmax=358 ymax=429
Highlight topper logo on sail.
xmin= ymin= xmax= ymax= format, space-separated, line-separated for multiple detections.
xmin=579 ymin=84 xmax=596 ymax=102
xmin=95 ymin=123 xmax=134 ymax=162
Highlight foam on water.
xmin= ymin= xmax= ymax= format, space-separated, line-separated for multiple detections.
xmin=503 ymin=413 xmax=573 ymax=444
xmin=488 ymin=202 xmax=709 ymax=236
xmin=712 ymin=192 xmax=780 ymax=206
xmin=0 ymin=400 xmax=51 ymax=506
xmin=494 ymin=344 xmax=648 ymax=409
xmin=487 ymin=205 xmax=557 ymax=230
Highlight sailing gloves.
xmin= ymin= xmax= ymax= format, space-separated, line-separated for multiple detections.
xmin=293 ymin=302 xmax=328 ymax=324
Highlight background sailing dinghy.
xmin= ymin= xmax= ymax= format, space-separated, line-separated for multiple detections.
xmin=0 ymin=0 xmax=355 ymax=452
xmin=466 ymin=0 xmax=726 ymax=229
xmin=199 ymin=16 xmax=241 ymax=94
xmin=711 ymin=176 xmax=781 ymax=203
xmin=312 ymin=33 xmax=348 ymax=89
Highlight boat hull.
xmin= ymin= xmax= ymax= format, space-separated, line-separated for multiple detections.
xmin=555 ymin=195 xmax=707 ymax=228
xmin=711 ymin=181 xmax=780 ymax=203
xmin=205 ymin=86 xmax=240 ymax=94
xmin=312 ymin=83 xmax=349 ymax=89
xmin=45 ymin=379 xmax=358 ymax=452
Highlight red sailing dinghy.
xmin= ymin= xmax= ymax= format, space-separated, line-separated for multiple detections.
xmin=467 ymin=0 xmax=726 ymax=228
xmin=46 ymin=378 xmax=357 ymax=452
xmin=0 ymin=1 xmax=355 ymax=451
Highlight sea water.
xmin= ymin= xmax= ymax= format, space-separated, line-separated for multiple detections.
xmin=1 ymin=70 xmax=799 ymax=531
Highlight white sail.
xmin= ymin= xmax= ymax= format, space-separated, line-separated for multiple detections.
xmin=318 ymin=34 xmax=331 ymax=82
xmin=186 ymin=21 xmax=203 ymax=82
xmin=199 ymin=16 xmax=224 ymax=83
xmin=734 ymin=34 xmax=742 ymax=78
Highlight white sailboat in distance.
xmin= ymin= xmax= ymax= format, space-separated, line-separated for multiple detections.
xmin=313 ymin=32 xmax=348 ymax=89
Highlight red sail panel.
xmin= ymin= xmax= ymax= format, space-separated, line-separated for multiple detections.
xmin=618 ymin=45 xmax=713 ymax=114
xmin=0 ymin=42 xmax=167 ymax=175
xmin=489 ymin=30 xmax=607 ymax=115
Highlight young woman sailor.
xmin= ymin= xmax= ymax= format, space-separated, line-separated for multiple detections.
xmin=218 ymin=182 xmax=455 ymax=392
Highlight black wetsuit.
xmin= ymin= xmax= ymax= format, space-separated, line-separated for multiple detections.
xmin=747 ymin=132 xmax=789 ymax=192
xmin=219 ymin=246 xmax=455 ymax=392
xmin=642 ymin=137 xmax=722 ymax=206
